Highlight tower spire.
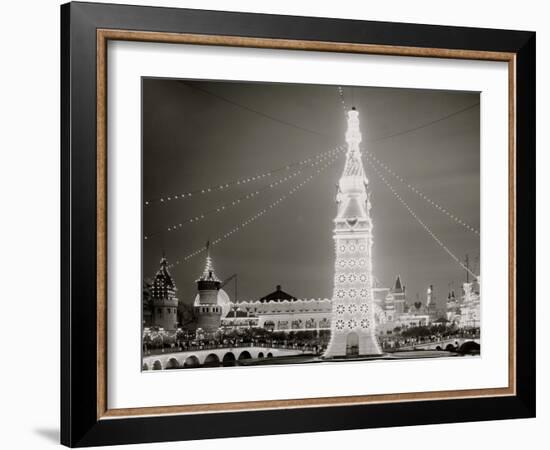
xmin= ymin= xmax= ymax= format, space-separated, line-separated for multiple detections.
xmin=335 ymin=108 xmax=370 ymax=223
xmin=159 ymin=252 xmax=169 ymax=275
xmin=394 ymin=275 xmax=403 ymax=292
xmin=197 ymin=241 xmax=220 ymax=283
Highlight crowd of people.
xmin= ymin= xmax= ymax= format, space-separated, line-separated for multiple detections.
xmin=143 ymin=327 xmax=332 ymax=355
xmin=379 ymin=325 xmax=480 ymax=352
xmin=143 ymin=324 xmax=480 ymax=356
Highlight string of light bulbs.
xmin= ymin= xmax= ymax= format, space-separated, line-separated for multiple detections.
xmin=366 ymin=159 xmax=478 ymax=280
xmin=168 ymin=152 xmax=342 ymax=267
xmin=145 ymin=146 xmax=343 ymax=207
xmin=144 ymin=147 xmax=344 ymax=240
xmin=364 ymin=151 xmax=480 ymax=236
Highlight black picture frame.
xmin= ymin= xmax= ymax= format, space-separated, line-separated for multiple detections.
xmin=61 ymin=1 xmax=535 ymax=447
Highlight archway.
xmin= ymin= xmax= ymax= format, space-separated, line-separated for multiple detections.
xmin=165 ymin=358 xmax=180 ymax=369
xmin=142 ymin=363 xmax=149 ymax=371
xmin=152 ymin=360 xmax=162 ymax=370
xmin=458 ymin=341 xmax=480 ymax=355
xmin=222 ymin=352 xmax=236 ymax=367
xmin=258 ymin=352 xmax=264 ymax=358
xmin=346 ymin=332 xmax=359 ymax=356
xmin=183 ymin=355 xmax=200 ymax=368
xmin=203 ymin=353 xmax=220 ymax=367
xmin=267 ymin=352 xmax=273 ymax=358
xmin=238 ymin=351 xmax=252 ymax=361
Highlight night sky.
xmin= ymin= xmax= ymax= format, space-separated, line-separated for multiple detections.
xmin=142 ymin=79 xmax=480 ymax=311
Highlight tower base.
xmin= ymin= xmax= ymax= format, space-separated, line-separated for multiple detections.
xmin=323 ymin=330 xmax=382 ymax=358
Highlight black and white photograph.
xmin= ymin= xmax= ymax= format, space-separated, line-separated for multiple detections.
xmin=141 ymin=79 xmax=481 ymax=370
xmin=0 ymin=0 xmax=542 ymax=447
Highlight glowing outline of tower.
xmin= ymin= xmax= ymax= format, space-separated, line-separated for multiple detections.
xmin=324 ymin=108 xmax=382 ymax=357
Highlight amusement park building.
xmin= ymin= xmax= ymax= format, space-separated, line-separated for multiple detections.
xmin=143 ymin=253 xmax=479 ymax=336
xmin=217 ymin=274 xmax=434 ymax=334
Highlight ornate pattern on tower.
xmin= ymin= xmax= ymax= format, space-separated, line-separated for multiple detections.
xmin=324 ymin=108 xmax=383 ymax=357
xmin=194 ymin=248 xmax=225 ymax=332
xmin=150 ymin=256 xmax=179 ymax=331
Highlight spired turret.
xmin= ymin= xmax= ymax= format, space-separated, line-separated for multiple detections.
xmin=392 ymin=275 xmax=406 ymax=315
xmin=324 ymin=108 xmax=382 ymax=358
xmin=151 ymin=256 xmax=179 ymax=331
xmin=194 ymin=247 xmax=223 ymax=333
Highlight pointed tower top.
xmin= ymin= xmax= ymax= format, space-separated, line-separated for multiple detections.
xmin=338 ymin=108 xmax=366 ymax=196
xmin=345 ymin=108 xmax=362 ymax=150
xmin=335 ymin=107 xmax=371 ymax=224
xmin=196 ymin=243 xmax=221 ymax=283
xmin=394 ymin=275 xmax=403 ymax=292
xmin=158 ymin=254 xmax=169 ymax=275
xmin=152 ymin=254 xmax=176 ymax=299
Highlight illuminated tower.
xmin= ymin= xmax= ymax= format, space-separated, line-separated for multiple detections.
xmin=426 ymin=284 xmax=438 ymax=318
xmin=324 ymin=108 xmax=382 ymax=357
xmin=194 ymin=246 xmax=223 ymax=333
xmin=151 ymin=255 xmax=179 ymax=331
xmin=426 ymin=284 xmax=434 ymax=308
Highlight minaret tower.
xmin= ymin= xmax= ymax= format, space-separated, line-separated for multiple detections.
xmin=324 ymin=108 xmax=382 ymax=357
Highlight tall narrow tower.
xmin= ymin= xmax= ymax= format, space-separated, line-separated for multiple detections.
xmin=392 ymin=275 xmax=407 ymax=315
xmin=194 ymin=246 xmax=223 ymax=333
xmin=324 ymin=108 xmax=382 ymax=358
xmin=151 ymin=255 xmax=179 ymax=331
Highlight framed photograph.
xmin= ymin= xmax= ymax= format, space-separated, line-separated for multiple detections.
xmin=61 ymin=2 xmax=536 ymax=447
